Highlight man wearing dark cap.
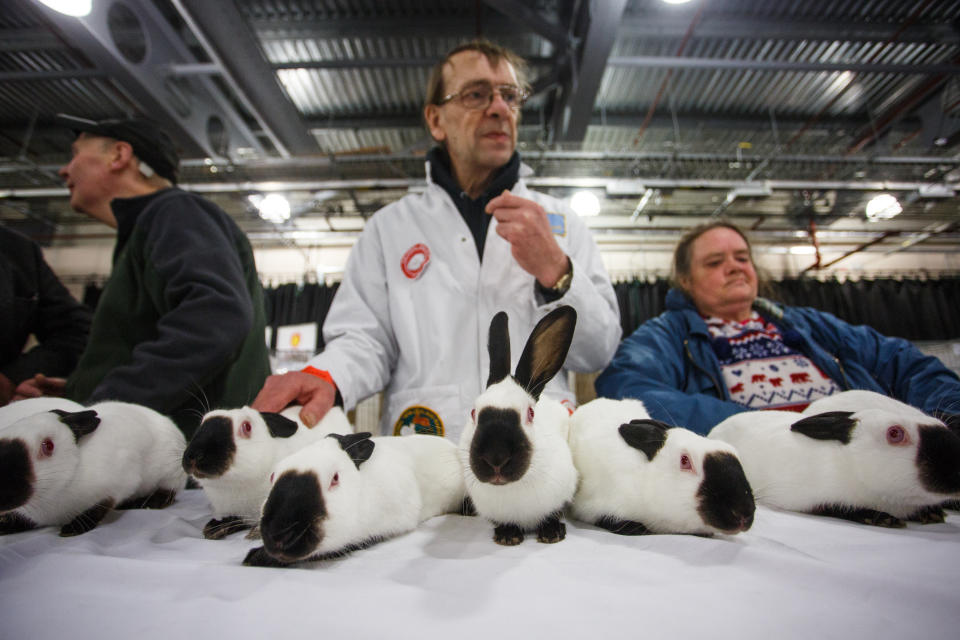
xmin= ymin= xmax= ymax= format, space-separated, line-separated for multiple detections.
xmin=14 ymin=115 xmax=271 ymax=437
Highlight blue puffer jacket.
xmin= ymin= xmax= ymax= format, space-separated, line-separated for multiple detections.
xmin=594 ymin=288 xmax=960 ymax=435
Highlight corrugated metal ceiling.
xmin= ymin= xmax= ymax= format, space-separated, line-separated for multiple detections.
xmin=0 ymin=0 xmax=959 ymax=268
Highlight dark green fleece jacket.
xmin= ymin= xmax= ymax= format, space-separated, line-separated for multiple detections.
xmin=65 ymin=188 xmax=270 ymax=438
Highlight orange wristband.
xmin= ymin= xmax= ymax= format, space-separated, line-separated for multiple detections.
xmin=301 ymin=366 xmax=336 ymax=390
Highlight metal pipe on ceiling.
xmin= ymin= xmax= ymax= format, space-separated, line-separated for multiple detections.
xmin=606 ymin=56 xmax=960 ymax=76
xmin=2 ymin=176 xmax=955 ymax=199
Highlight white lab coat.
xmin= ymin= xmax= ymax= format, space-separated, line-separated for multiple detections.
xmin=306 ymin=162 xmax=622 ymax=442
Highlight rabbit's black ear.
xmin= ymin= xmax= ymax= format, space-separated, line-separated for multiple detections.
xmin=259 ymin=412 xmax=299 ymax=438
xmin=486 ymin=311 xmax=511 ymax=388
xmin=327 ymin=432 xmax=375 ymax=469
xmin=515 ymin=306 xmax=577 ymax=400
xmin=790 ymin=411 xmax=857 ymax=444
xmin=52 ymin=409 xmax=100 ymax=442
xmin=618 ymin=419 xmax=670 ymax=461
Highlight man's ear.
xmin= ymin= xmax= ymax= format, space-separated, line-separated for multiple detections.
xmin=423 ymin=104 xmax=445 ymax=143
xmin=109 ymin=140 xmax=136 ymax=172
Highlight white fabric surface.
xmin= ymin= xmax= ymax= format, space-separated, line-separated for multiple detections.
xmin=1 ymin=488 xmax=958 ymax=639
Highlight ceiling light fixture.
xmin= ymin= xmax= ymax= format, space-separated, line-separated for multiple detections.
xmin=570 ymin=190 xmax=601 ymax=217
xmin=35 ymin=0 xmax=91 ymax=17
xmin=865 ymin=194 xmax=902 ymax=221
xmin=249 ymin=193 xmax=291 ymax=223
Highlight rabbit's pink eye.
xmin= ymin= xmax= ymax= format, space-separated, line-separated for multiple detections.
xmin=240 ymin=421 xmax=252 ymax=438
xmin=471 ymin=409 xmax=476 ymax=422
xmin=330 ymin=472 xmax=340 ymax=490
xmin=680 ymin=454 xmax=692 ymax=471
xmin=526 ymin=407 xmax=534 ymax=423
xmin=40 ymin=438 xmax=55 ymax=457
xmin=887 ymin=425 xmax=906 ymax=445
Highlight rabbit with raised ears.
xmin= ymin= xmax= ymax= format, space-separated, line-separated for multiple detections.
xmin=459 ymin=306 xmax=579 ymax=546
xmin=569 ymin=398 xmax=755 ymax=536
xmin=182 ymin=405 xmax=352 ymax=539
xmin=708 ymin=394 xmax=960 ymax=527
xmin=244 ymin=431 xmax=466 ymax=567
xmin=0 ymin=401 xmax=186 ymax=536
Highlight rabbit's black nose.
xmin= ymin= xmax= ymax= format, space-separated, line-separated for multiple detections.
xmin=482 ymin=454 xmax=511 ymax=472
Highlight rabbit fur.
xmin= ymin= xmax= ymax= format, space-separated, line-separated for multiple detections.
xmin=182 ymin=405 xmax=352 ymax=539
xmin=0 ymin=401 xmax=186 ymax=536
xmin=459 ymin=306 xmax=579 ymax=545
xmin=570 ymin=398 xmax=754 ymax=536
xmin=244 ymin=431 xmax=466 ymax=566
xmin=708 ymin=391 xmax=960 ymax=526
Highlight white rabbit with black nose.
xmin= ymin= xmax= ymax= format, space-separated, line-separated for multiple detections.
xmin=569 ymin=398 xmax=755 ymax=536
xmin=459 ymin=306 xmax=579 ymax=546
xmin=802 ymin=389 xmax=960 ymax=523
xmin=182 ymin=405 xmax=352 ymax=539
xmin=708 ymin=394 xmax=960 ymax=527
xmin=243 ymin=431 xmax=466 ymax=567
xmin=0 ymin=401 xmax=186 ymax=536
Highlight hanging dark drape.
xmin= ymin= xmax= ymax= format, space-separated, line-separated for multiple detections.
xmin=262 ymin=282 xmax=341 ymax=352
xmin=614 ymin=276 xmax=960 ymax=341
xmin=78 ymin=276 xmax=959 ymax=349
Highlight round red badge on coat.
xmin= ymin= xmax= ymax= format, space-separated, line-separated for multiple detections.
xmin=401 ymin=243 xmax=430 ymax=279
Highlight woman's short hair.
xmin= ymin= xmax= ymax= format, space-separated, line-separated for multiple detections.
xmin=671 ymin=221 xmax=757 ymax=289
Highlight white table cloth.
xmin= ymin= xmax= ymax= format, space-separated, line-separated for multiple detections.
xmin=2 ymin=488 xmax=958 ymax=639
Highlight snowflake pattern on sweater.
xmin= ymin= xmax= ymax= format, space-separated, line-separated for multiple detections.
xmin=706 ymin=312 xmax=840 ymax=411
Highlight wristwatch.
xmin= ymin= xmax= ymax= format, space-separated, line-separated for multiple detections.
xmin=544 ymin=259 xmax=573 ymax=296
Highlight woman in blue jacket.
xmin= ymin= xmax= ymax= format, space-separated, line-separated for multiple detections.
xmin=595 ymin=221 xmax=960 ymax=435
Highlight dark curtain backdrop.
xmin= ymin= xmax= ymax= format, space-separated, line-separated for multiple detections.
xmin=613 ymin=277 xmax=960 ymax=341
xmin=262 ymin=282 xmax=340 ymax=351
xmin=78 ymin=277 xmax=959 ymax=353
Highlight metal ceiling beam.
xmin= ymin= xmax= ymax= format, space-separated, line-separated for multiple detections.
xmin=0 ymin=27 xmax=64 ymax=52
xmin=300 ymin=111 xmax=874 ymax=134
xmin=243 ymin=15 xmax=960 ymax=46
xmin=269 ymin=56 xmax=554 ymax=70
xmin=32 ymin=0 xmax=264 ymax=160
xmin=558 ymin=0 xmax=629 ymax=143
xmin=617 ymin=15 xmax=960 ymax=45
xmin=249 ymin=15 xmax=529 ymax=40
xmin=172 ymin=0 xmax=320 ymax=157
xmin=607 ymin=56 xmax=960 ymax=75
xmin=481 ymin=0 xmax=573 ymax=50
xmin=4 ymin=143 xmax=952 ymax=177
xmin=0 ymin=69 xmax=106 ymax=82
xmin=4 ymin=177 xmax=953 ymax=199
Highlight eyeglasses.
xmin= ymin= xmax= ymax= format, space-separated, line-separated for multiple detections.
xmin=438 ymin=82 xmax=529 ymax=111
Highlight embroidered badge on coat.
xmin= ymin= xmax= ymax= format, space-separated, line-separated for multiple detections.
xmin=401 ymin=243 xmax=430 ymax=279
xmin=394 ymin=405 xmax=444 ymax=436
xmin=546 ymin=212 xmax=566 ymax=236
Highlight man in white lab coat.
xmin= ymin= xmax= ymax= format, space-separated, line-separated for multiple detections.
xmin=253 ymin=40 xmax=621 ymax=442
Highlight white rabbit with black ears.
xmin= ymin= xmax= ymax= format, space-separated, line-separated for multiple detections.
xmin=0 ymin=401 xmax=186 ymax=536
xmin=244 ymin=430 xmax=467 ymax=567
xmin=569 ymin=398 xmax=755 ymax=536
xmin=182 ymin=405 xmax=352 ymax=539
xmin=709 ymin=392 xmax=960 ymax=527
xmin=459 ymin=306 xmax=579 ymax=545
